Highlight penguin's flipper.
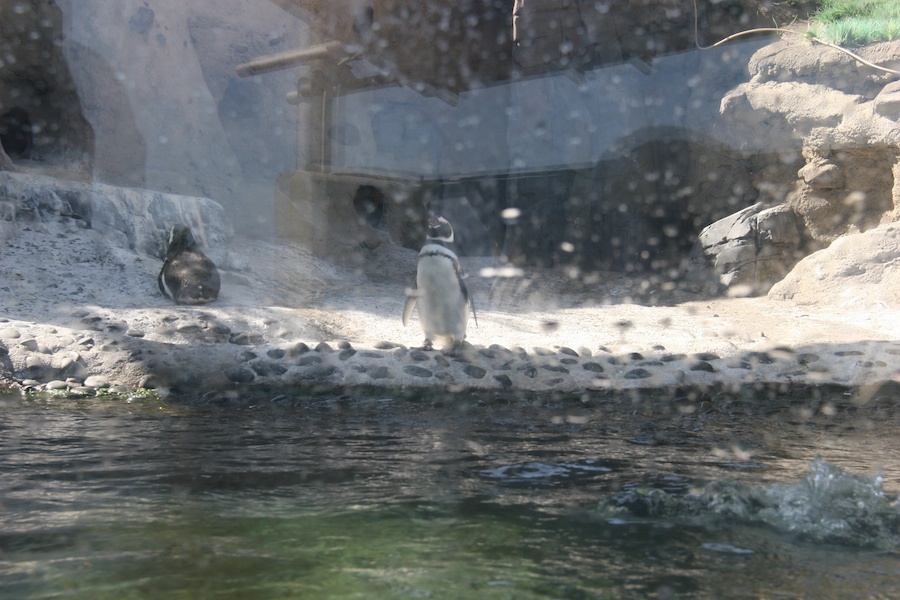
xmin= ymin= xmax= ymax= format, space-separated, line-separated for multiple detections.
xmin=457 ymin=266 xmax=477 ymax=327
xmin=402 ymin=281 xmax=418 ymax=326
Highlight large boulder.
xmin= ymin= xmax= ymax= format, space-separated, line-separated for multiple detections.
xmin=769 ymin=220 xmax=900 ymax=311
xmin=688 ymin=202 xmax=805 ymax=295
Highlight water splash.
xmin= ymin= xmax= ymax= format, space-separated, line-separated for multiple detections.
xmin=605 ymin=456 xmax=900 ymax=549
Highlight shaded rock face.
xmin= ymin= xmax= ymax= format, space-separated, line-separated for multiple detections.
xmin=0 ymin=1 xmax=93 ymax=173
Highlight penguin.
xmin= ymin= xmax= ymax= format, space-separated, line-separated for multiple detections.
xmin=158 ymin=224 xmax=220 ymax=305
xmin=402 ymin=213 xmax=476 ymax=354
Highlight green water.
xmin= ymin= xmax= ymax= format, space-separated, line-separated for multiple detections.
xmin=2 ymin=388 xmax=900 ymax=599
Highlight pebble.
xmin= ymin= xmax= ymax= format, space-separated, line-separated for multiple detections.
xmin=541 ymin=364 xmax=569 ymax=374
xmin=46 ymin=380 xmax=70 ymax=390
xmin=433 ymin=355 xmax=450 ymax=368
xmin=744 ymin=352 xmax=774 ymax=364
xmin=403 ymin=365 xmax=433 ymax=378
xmin=251 ymin=362 xmax=287 ymax=376
xmin=20 ymin=339 xmax=39 ymax=351
xmin=225 ymin=367 xmax=255 ymax=383
xmin=463 ymin=365 xmax=487 ymax=379
xmin=689 ymin=361 xmax=716 ymax=373
xmin=315 ymin=342 xmax=333 ymax=353
xmin=235 ymin=350 xmax=257 ymax=361
xmin=338 ymin=341 xmax=352 ymax=350
xmin=209 ymin=322 xmax=231 ymax=335
xmin=368 ymin=366 xmax=392 ymax=379
xmin=84 ymin=375 xmax=111 ymax=388
xmin=297 ymin=355 xmax=323 ymax=366
xmin=558 ymin=347 xmax=578 ymax=356
xmin=291 ymin=342 xmax=310 ymax=356
xmin=229 ymin=333 xmax=262 ymax=345
xmin=299 ymin=365 xmax=337 ymax=380
xmin=267 ymin=348 xmax=286 ymax=360
xmin=494 ymin=374 xmax=513 ymax=388
xmin=126 ymin=329 xmax=145 ymax=338
xmin=25 ymin=355 xmax=46 ymax=372
xmin=624 ymin=368 xmax=652 ymax=379
xmin=338 ymin=348 xmax=357 ymax=361
xmin=0 ymin=327 xmax=20 ymax=339
xmin=409 ymin=350 xmax=429 ymax=362
xmin=582 ymin=362 xmax=604 ymax=373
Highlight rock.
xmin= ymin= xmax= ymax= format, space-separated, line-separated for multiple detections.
xmin=46 ymin=380 xmax=70 ymax=390
xmin=689 ymin=202 xmax=805 ymax=295
xmin=493 ymin=374 xmax=513 ymax=388
xmin=25 ymin=355 xmax=47 ymax=375
xmin=689 ymin=361 xmax=716 ymax=373
xmin=403 ymin=365 xmax=433 ymax=378
xmin=297 ymin=355 xmax=323 ymax=366
xmin=463 ymin=365 xmax=487 ymax=379
xmin=874 ymin=80 xmax=900 ymax=120
xmin=769 ymin=221 xmax=900 ymax=311
xmin=251 ymin=361 xmax=287 ymax=377
xmin=19 ymin=339 xmax=39 ymax=352
xmin=84 ymin=375 xmax=111 ymax=388
xmin=368 ymin=366 xmax=392 ymax=379
xmin=290 ymin=342 xmax=310 ymax=356
xmin=225 ymin=367 xmax=255 ymax=383
xmin=624 ymin=368 xmax=652 ymax=379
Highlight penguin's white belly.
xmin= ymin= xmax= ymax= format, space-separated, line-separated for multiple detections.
xmin=416 ymin=254 xmax=468 ymax=344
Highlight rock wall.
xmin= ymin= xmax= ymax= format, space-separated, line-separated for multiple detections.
xmin=695 ymin=38 xmax=900 ymax=293
xmin=0 ymin=1 xmax=93 ymax=174
xmin=1 ymin=1 xmax=308 ymax=237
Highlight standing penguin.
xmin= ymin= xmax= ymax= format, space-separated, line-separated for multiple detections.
xmin=402 ymin=213 xmax=476 ymax=354
xmin=158 ymin=225 xmax=220 ymax=305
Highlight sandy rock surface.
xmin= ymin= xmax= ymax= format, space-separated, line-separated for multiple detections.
xmin=1 ymin=217 xmax=899 ymax=397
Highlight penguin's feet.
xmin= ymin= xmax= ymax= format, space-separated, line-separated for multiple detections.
xmin=418 ymin=339 xmax=434 ymax=351
xmin=445 ymin=341 xmax=463 ymax=357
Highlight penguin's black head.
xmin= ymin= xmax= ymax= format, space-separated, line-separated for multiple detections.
xmin=426 ymin=213 xmax=454 ymax=244
xmin=165 ymin=224 xmax=199 ymax=258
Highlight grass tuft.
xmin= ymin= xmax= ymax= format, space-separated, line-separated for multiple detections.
xmin=807 ymin=0 xmax=900 ymax=45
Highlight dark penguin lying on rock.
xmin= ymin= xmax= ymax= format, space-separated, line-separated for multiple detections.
xmin=158 ymin=224 xmax=220 ymax=304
